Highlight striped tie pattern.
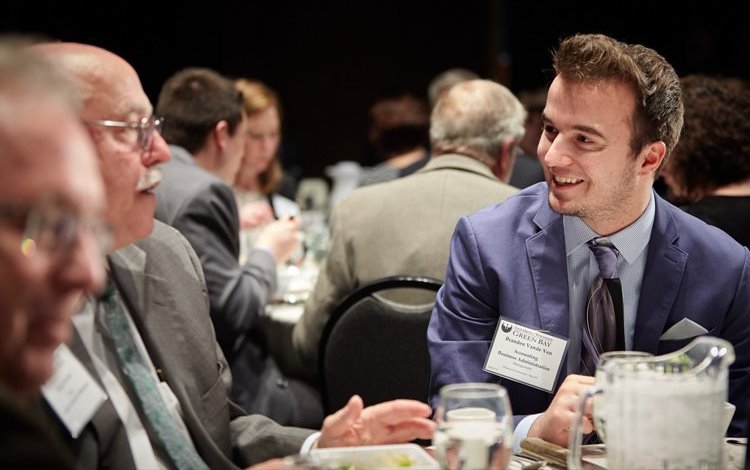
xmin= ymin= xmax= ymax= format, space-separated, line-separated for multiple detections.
xmin=99 ymin=280 xmax=209 ymax=470
xmin=580 ymin=238 xmax=625 ymax=375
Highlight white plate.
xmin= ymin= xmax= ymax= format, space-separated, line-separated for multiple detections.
xmin=310 ymin=443 xmax=439 ymax=469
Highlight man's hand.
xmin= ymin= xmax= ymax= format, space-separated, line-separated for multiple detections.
xmin=239 ymin=200 xmax=275 ymax=229
xmin=317 ymin=395 xmax=436 ymax=448
xmin=254 ymin=217 xmax=301 ymax=264
xmin=528 ymin=374 xmax=595 ymax=446
xmin=245 ymin=458 xmax=283 ymax=470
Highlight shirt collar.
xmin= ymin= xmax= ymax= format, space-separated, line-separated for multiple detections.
xmin=563 ymin=191 xmax=655 ymax=264
xmin=168 ymin=145 xmax=196 ymax=166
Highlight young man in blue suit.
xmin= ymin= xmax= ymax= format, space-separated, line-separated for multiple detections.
xmin=428 ymin=33 xmax=750 ymax=447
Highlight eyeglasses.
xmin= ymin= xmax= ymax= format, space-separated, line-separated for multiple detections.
xmin=85 ymin=115 xmax=163 ymax=153
xmin=0 ymin=201 xmax=112 ymax=259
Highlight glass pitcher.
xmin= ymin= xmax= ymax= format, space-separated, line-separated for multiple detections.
xmin=568 ymin=336 xmax=735 ymax=470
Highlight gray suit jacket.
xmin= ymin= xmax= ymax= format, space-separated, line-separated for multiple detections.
xmin=48 ymin=222 xmax=312 ymax=469
xmin=156 ymin=146 xmax=309 ymax=423
xmin=292 ymin=154 xmax=518 ymax=376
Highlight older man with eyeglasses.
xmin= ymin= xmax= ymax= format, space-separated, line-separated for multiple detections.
xmin=0 ymin=40 xmax=106 ymax=467
xmin=31 ymin=42 xmax=434 ymax=470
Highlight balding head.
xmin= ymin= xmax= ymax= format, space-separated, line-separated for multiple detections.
xmin=29 ymin=42 xmax=171 ymax=250
xmin=430 ymin=79 xmax=526 ymax=174
xmin=29 ymin=43 xmax=146 ymax=122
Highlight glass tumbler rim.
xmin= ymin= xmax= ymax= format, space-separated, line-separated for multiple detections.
xmin=439 ymin=382 xmax=508 ymax=399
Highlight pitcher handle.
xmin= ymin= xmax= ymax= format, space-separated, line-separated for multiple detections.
xmin=567 ymin=385 xmax=601 ymax=470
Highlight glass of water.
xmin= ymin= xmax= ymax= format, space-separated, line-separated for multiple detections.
xmin=433 ymin=383 xmax=514 ymax=470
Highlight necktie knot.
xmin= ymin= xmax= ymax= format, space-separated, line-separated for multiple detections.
xmin=588 ymin=238 xmax=619 ymax=279
xmin=98 ymin=276 xmax=118 ymax=303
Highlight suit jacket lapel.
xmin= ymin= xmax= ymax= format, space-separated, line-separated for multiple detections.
xmin=527 ymin=202 xmax=570 ymax=340
xmin=67 ymin=331 xmax=120 ymax=434
xmin=108 ymin=243 xmax=179 ymax=387
xmin=68 ymin=328 xmax=103 ymax=388
xmin=108 ymin=241 xmax=234 ymax=468
xmin=108 ymin=245 xmax=148 ymax=325
xmin=65 ymin=329 xmax=136 ymax=469
xmin=633 ymin=196 xmax=687 ymax=352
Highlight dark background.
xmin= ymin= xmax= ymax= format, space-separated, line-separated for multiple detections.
xmin=4 ymin=1 xmax=749 ymax=180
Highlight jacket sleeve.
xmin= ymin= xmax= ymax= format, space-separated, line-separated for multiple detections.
xmin=427 ymin=216 xmax=504 ymax=407
xmin=229 ymin=409 xmax=314 ymax=466
xmin=168 ymin=181 xmax=277 ymax=361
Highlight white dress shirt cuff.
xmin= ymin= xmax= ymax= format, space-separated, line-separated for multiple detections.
xmin=300 ymin=432 xmax=321 ymax=454
xmin=513 ymin=414 xmax=542 ymax=453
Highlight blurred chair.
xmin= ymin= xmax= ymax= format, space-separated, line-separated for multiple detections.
xmin=318 ymin=275 xmax=442 ymax=414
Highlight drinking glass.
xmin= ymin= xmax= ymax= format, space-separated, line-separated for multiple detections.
xmin=433 ymin=383 xmax=514 ymax=470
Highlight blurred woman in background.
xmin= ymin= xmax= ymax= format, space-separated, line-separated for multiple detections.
xmin=234 ymin=79 xmax=300 ymax=262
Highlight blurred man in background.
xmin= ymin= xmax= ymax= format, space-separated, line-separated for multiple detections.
xmin=293 ymin=80 xmax=525 ymax=379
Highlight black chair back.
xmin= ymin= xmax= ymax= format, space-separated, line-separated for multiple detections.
xmin=318 ymin=275 xmax=442 ymax=414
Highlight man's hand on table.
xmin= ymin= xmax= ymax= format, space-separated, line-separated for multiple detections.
xmin=529 ymin=374 xmax=596 ymax=447
xmin=317 ymin=395 xmax=435 ymax=448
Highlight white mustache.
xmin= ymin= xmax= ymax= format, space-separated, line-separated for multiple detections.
xmin=135 ymin=168 xmax=162 ymax=192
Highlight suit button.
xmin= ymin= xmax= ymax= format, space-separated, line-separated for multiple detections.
xmin=276 ymin=378 xmax=289 ymax=389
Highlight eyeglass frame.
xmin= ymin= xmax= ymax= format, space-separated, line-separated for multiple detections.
xmin=84 ymin=115 xmax=163 ymax=153
xmin=0 ymin=200 xmax=112 ymax=259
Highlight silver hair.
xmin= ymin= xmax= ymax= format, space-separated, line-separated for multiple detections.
xmin=430 ymin=79 xmax=527 ymax=165
xmin=0 ymin=36 xmax=79 ymax=114
xmin=428 ymin=68 xmax=480 ymax=108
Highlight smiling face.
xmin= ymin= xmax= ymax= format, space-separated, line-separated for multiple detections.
xmin=81 ymin=53 xmax=171 ymax=249
xmin=538 ymin=76 xmax=664 ymax=235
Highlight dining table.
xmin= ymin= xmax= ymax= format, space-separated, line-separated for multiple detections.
xmin=260 ymin=260 xmax=320 ymax=378
xmin=509 ymin=438 xmax=747 ymax=470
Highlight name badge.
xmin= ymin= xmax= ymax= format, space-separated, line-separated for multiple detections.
xmin=483 ymin=317 xmax=568 ymax=393
xmin=42 ymin=344 xmax=107 ymax=438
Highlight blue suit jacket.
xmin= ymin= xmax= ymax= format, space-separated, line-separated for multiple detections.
xmin=428 ymin=183 xmax=750 ymax=435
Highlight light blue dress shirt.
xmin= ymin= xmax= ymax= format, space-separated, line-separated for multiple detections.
xmin=563 ymin=192 xmax=655 ymax=373
xmin=513 ymin=192 xmax=655 ymax=450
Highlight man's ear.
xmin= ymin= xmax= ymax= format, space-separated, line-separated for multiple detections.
xmin=212 ymin=120 xmax=230 ymax=153
xmin=491 ymin=140 xmax=516 ymax=182
xmin=639 ymin=140 xmax=666 ymax=177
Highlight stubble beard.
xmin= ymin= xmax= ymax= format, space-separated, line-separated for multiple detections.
xmin=547 ymin=166 xmax=639 ymax=230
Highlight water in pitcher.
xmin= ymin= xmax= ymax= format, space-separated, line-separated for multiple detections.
xmin=568 ymin=337 xmax=734 ymax=470
xmin=604 ymin=370 xmax=726 ymax=469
